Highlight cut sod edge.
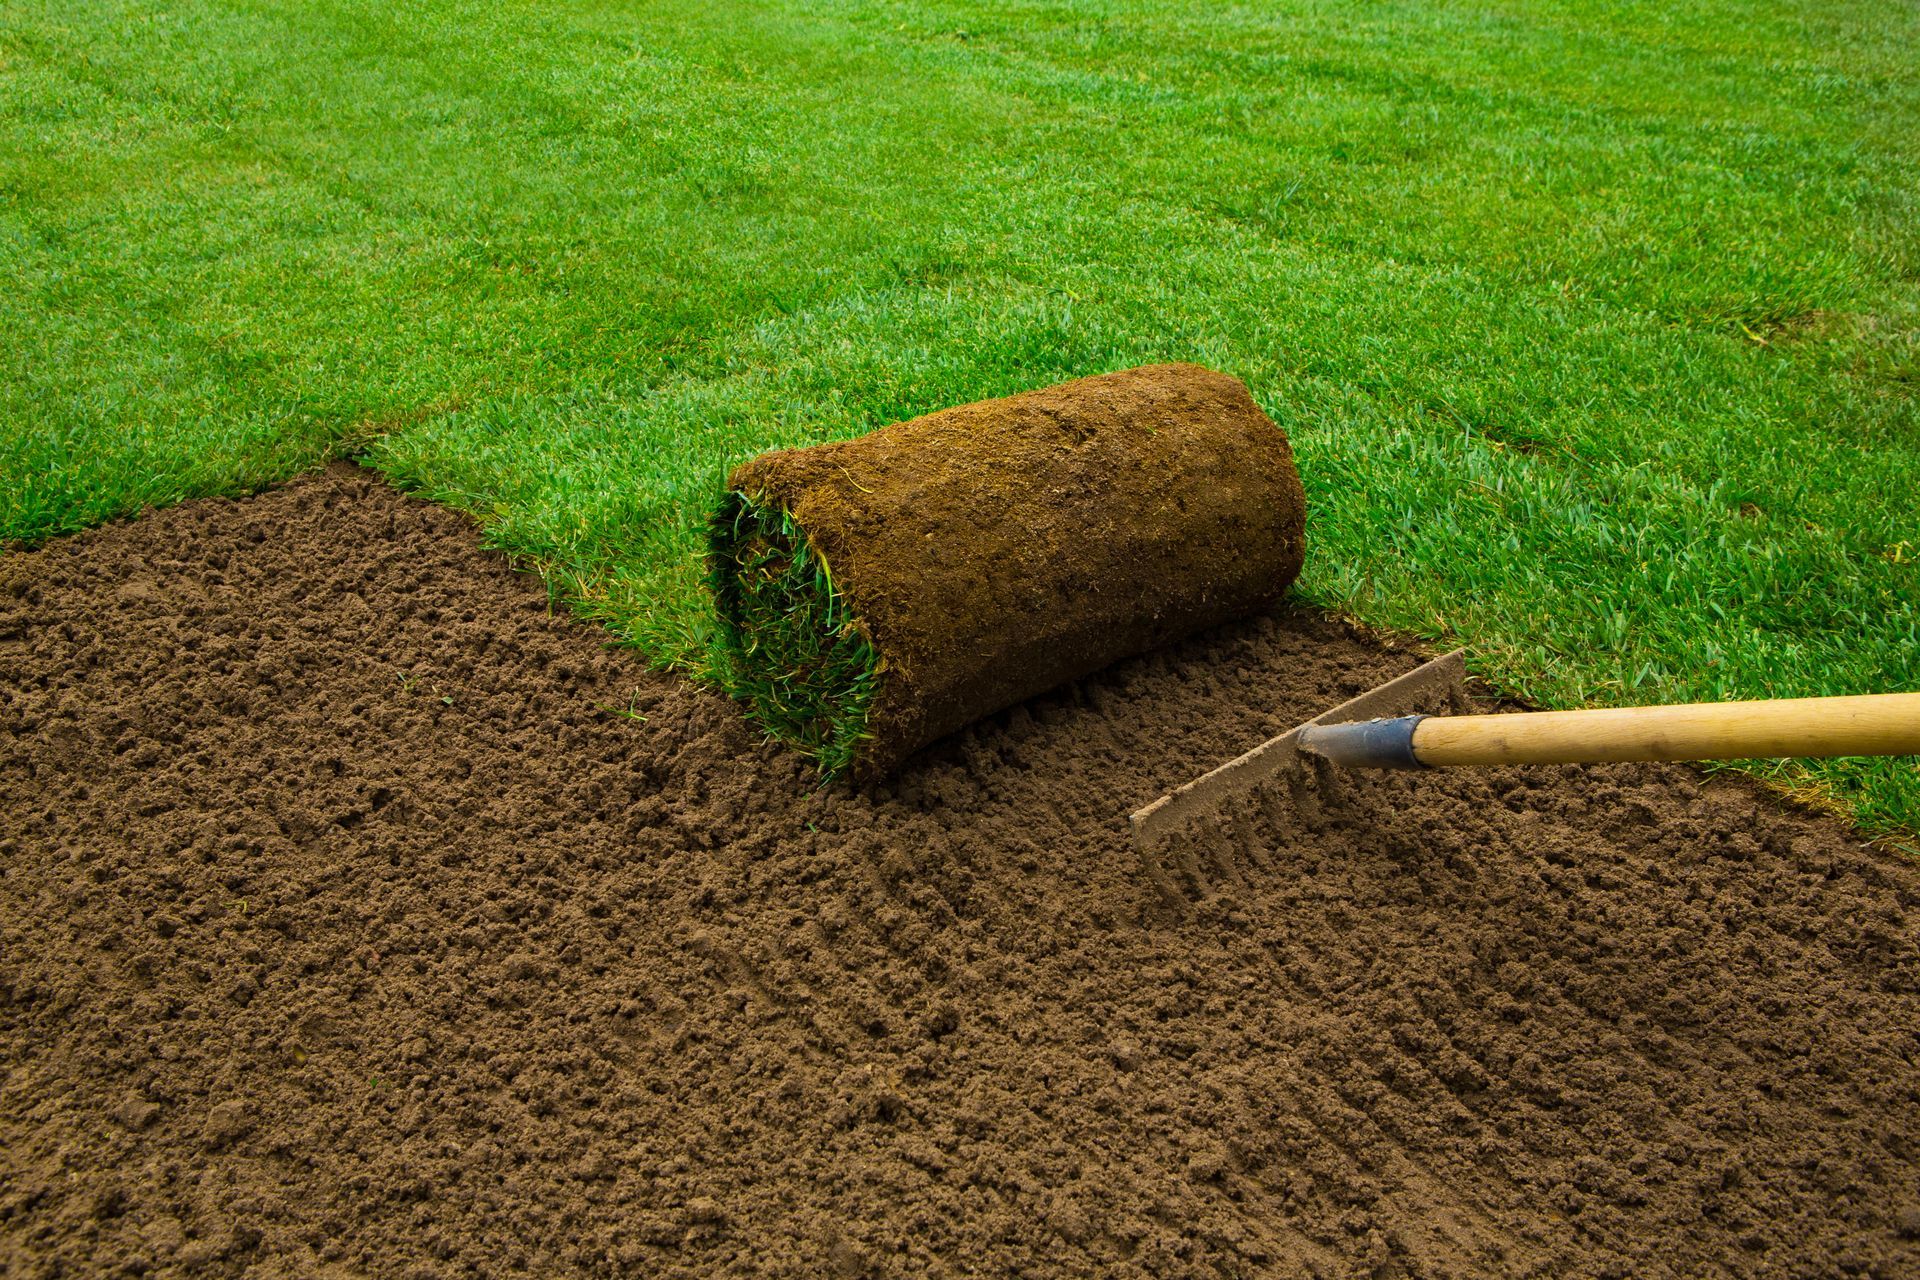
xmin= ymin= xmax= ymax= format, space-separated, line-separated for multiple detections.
xmin=709 ymin=488 xmax=884 ymax=779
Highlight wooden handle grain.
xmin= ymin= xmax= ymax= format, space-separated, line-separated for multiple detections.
xmin=1410 ymin=693 xmax=1920 ymax=767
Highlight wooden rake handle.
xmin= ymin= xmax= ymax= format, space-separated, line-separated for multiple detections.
xmin=1297 ymin=692 xmax=1920 ymax=769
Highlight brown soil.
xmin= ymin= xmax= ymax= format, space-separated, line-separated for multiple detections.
xmin=722 ymin=364 xmax=1307 ymax=777
xmin=4 ymin=463 xmax=1919 ymax=1280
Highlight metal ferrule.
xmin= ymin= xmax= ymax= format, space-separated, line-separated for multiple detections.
xmin=1295 ymin=715 xmax=1428 ymax=770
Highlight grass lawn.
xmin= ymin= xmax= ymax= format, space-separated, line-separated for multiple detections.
xmin=4 ymin=0 xmax=1916 ymax=837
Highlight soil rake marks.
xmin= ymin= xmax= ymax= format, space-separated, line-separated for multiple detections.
xmin=13 ymin=468 xmax=1920 ymax=1278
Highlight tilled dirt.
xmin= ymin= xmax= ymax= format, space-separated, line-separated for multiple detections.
xmin=3 ymin=463 xmax=1918 ymax=1279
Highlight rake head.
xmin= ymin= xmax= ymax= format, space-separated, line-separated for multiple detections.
xmin=1131 ymin=649 xmax=1469 ymax=904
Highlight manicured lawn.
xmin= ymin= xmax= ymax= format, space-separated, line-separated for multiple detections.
xmin=4 ymin=0 xmax=1916 ymax=836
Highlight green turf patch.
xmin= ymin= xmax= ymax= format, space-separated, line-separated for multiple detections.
xmin=2 ymin=0 xmax=1916 ymax=841
xmin=709 ymin=490 xmax=881 ymax=778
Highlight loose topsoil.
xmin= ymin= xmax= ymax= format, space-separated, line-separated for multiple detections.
xmin=4 ymin=463 xmax=1918 ymax=1279
xmin=717 ymin=364 xmax=1307 ymax=779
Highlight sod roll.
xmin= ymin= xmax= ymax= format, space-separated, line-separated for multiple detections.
xmin=709 ymin=363 xmax=1308 ymax=780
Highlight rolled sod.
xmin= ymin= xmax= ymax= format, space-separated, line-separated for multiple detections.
xmin=709 ymin=363 xmax=1308 ymax=780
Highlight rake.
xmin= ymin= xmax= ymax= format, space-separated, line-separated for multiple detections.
xmin=1132 ymin=650 xmax=1920 ymax=898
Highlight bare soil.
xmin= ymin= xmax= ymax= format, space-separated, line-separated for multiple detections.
xmin=3 ymin=463 xmax=1918 ymax=1279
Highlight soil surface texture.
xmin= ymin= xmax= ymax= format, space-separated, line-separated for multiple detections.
xmin=4 ymin=463 xmax=1919 ymax=1280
